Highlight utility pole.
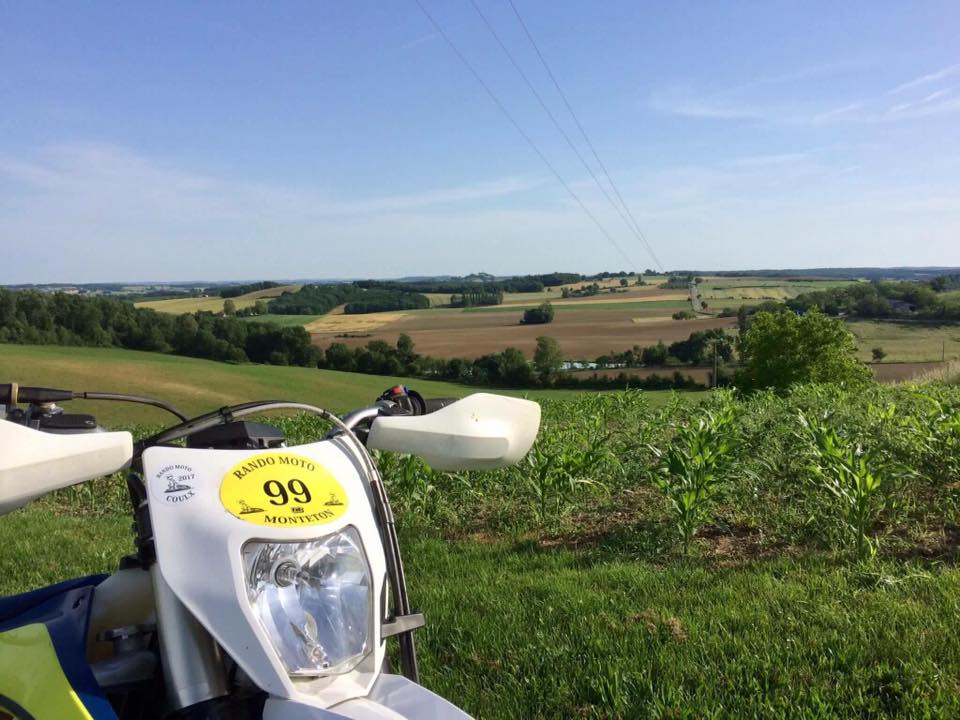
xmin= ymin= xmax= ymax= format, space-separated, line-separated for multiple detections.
xmin=712 ymin=339 xmax=719 ymax=388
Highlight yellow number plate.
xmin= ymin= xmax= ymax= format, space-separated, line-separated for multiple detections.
xmin=220 ymin=451 xmax=349 ymax=527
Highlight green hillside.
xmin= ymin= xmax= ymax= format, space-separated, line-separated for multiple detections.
xmin=0 ymin=344 xmax=648 ymax=425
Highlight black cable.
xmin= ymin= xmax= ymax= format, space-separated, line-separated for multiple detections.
xmin=467 ymin=0 xmax=653 ymax=273
xmin=505 ymin=0 xmax=665 ymax=272
xmin=78 ymin=391 xmax=189 ymax=422
xmin=412 ymin=0 xmax=638 ymax=271
xmin=135 ymin=400 xmax=329 ymax=454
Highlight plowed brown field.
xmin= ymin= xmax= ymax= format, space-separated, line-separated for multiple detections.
xmin=311 ymin=306 xmax=735 ymax=359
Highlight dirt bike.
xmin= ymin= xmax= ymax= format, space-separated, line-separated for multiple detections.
xmin=0 ymin=382 xmax=540 ymax=719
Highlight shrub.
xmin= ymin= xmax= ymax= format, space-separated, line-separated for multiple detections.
xmin=737 ymin=308 xmax=872 ymax=392
xmin=521 ymin=301 xmax=554 ymax=325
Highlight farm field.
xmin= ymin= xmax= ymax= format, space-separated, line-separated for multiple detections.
xmin=303 ymin=276 xmax=867 ymax=360
xmin=848 ymin=320 xmax=960 ymax=363
xmin=310 ymin=306 xmax=736 ymax=359
xmin=135 ymin=283 xmax=301 ymax=315
xmin=0 ymin=344 xmax=691 ymax=425
xmin=238 ymin=312 xmax=325 ymax=327
xmin=698 ymin=277 xmax=857 ymax=304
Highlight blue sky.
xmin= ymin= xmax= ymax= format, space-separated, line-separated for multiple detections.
xmin=1 ymin=1 xmax=958 ymax=282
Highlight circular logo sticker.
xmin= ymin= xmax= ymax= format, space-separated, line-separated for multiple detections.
xmin=153 ymin=463 xmax=197 ymax=505
xmin=220 ymin=452 xmax=349 ymax=527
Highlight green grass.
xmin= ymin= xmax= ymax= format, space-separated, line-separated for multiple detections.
xmin=408 ymin=538 xmax=960 ymax=719
xmin=0 ymin=344 xmax=689 ymax=424
xmin=847 ymin=320 xmax=960 ymax=363
xmin=237 ymin=313 xmax=323 ymax=327
xmin=2 ymin=506 xmax=957 ymax=718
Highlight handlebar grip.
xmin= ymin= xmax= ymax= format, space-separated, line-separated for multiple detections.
xmin=0 ymin=384 xmax=75 ymax=405
xmin=423 ymin=398 xmax=458 ymax=414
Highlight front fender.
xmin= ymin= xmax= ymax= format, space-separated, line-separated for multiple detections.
xmin=264 ymin=674 xmax=473 ymax=720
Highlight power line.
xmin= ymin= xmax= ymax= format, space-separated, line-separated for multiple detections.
xmin=411 ymin=0 xmax=639 ymax=271
xmin=468 ymin=0 xmax=658 ymax=273
xmin=506 ymin=0 xmax=665 ymax=272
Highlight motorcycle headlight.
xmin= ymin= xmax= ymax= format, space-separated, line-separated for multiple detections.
xmin=243 ymin=527 xmax=373 ymax=676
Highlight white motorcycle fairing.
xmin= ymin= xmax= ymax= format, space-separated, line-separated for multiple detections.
xmin=144 ymin=437 xmax=471 ymax=719
xmin=0 ymin=419 xmax=132 ymax=515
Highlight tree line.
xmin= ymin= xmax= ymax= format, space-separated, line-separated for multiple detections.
xmin=786 ymin=280 xmax=960 ymax=320
xmin=319 ymin=334 xmax=705 ymax=391
xmin=0 ymin=289 xmax=319 ymax=367
xmin=265 ymin=284 xmax=430 ymax=315
xmin=450 ymin=290 xmax=504 ymax=308
xmin=592 ymin=328 xmax=733 ymax=369
xmin=216 ymin=281 xmax=281 ymax=298
xmin=354 ymin=272 xmax=583 ymax=295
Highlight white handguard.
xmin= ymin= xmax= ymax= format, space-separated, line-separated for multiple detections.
xmin=0 ymin=421 xmax=133 ymax=515
xmin=366 ymin=393 xmax=540 ymax=471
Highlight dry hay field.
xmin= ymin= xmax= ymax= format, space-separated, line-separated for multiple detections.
xmin=136 ymin=284 xmax=301 ymax=315
xmin=848 ymin=320 xmax=960 ymax=363
xmin=699 ymin=277 xmax=857 ymax=304
xmin=310 ymin=300 xmax=735 ymax=359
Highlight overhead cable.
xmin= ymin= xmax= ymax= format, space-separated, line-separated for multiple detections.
xmin=412 ymin=0 xmax=639 ymax=271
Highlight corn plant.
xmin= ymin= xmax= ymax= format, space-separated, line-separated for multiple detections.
xmin=649 ymin=402 xmax=736 ymax=555
xmin=523 ymin=412 xmax=618 ymax=524
xmin=799 ymin=412 xmax=887 ymax=559
xmin=375 ymin=451 xmax=465 ymax=523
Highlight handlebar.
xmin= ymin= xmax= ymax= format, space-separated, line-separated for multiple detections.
xmin=423 ymin=397 xmax=457 ymax=414
xmin=0 ymin=383 xmax=74 ymax=405
xmin=3 ymin=380 xmax=455 ymax=440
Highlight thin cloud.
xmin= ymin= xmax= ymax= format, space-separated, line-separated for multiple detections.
xmin=888 ymin=88 xmax=952 ymax=115
xmin=400 ymin=30 xmax=440 ymax=51
xmin=888 ymin=63 xmax=960 ymax=94
xmin=812 ymin=102 xmax=863 ymax=125
xmin=648 ymin=87 xmax=762 ymax=120
xmin=0 ymin=142 xmax=540 ymax=218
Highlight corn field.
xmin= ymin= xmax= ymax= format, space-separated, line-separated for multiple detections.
xmin=52 ymin=381 xmax=960 ymax=563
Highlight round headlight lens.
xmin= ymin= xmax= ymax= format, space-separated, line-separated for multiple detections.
xmin=243 ymin=527 xmax=372 ymax=676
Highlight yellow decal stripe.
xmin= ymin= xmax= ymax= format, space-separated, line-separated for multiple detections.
xmin=0 ymin=623 xmax=94 ymax=720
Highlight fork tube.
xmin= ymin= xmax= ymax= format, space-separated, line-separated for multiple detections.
xmin=151 ymin=565 xmax=228 ymax=710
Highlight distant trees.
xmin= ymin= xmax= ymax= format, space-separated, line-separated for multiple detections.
xmin=561 ymin=283 xmax=600 ymax=299
xmin=872 ymin=347 xmax=887 ymax=362
xmin=737 ymin=308 xmax=871 ymax=392
xmin=0 ymin=288 xmax=319 ymax=368
xmin=787 ymin=280 xmax=960 ymax=320
xmin=343 ymin=291 xmax=430 ymax=314
xmin=218 ymin=281 xmax=281 ymax=298
xmin=449 ymin=289 xmax=503 ymax=307
xmin=223 ymin=299 xmax=237 ymax=316
xmin=354 ymin=273 xmax=582 ymax=296
xmin=668 ymin=329 xmax=733 ymax=365
xmin=521 ymin=302 xmax=554 ymax=325
xmin=267 ymin=284 xmax=430 ymax=315
xmin=533 ymin=336 xmax=563 ymax=382
xmin=642 ymin=341 xmax=669 ymax=366
xmin=659 ymin=275 xmax=693 ymax=289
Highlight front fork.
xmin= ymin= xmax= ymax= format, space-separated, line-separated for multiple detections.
xmin=151 ymin=565 xmax=228 ymax=711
